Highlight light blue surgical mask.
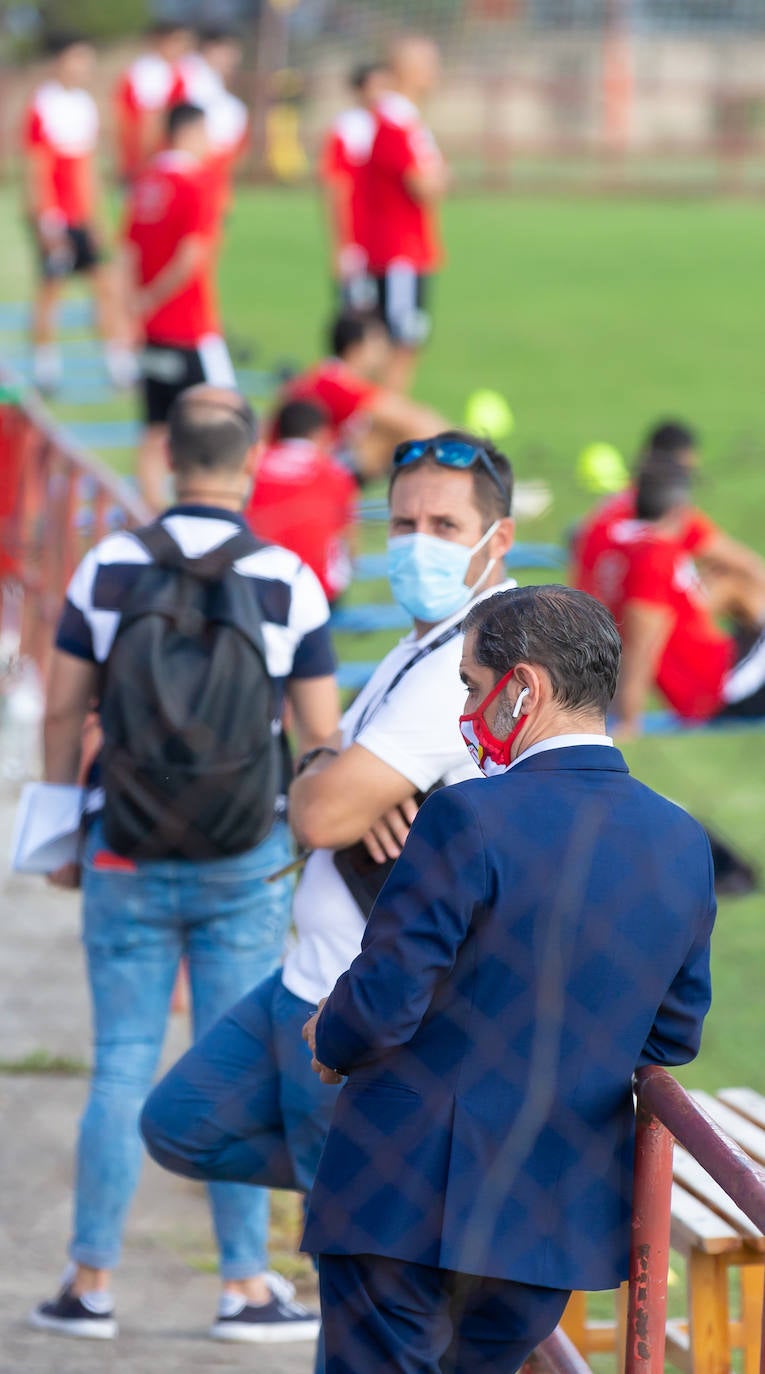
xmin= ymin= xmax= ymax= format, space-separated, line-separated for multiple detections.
xmin=387 ymin=523 xmax=500 ymax=624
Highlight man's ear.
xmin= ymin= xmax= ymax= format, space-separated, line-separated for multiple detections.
xmin=510 ymin=662 xmax=545 ymax=712
xmin=489 ymin=516 xmax=515 ymax=561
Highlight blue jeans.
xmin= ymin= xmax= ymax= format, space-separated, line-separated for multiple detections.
xmin=141 ymin=968 xmax=341 ymax=1195
xmin=71 ymin=816 xmax=293 ymax=1278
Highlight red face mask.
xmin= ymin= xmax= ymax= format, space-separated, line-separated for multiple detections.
xmin=459 ymin=668 xmax=529 ymax=777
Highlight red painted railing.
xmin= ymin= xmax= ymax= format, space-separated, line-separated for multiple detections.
xmin=531 ymin=1066 xmax=765 ymax=1374
xmin=0 ymin=388 xmax=148 ymax=677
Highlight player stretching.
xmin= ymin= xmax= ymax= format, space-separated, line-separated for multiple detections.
xmin=124 ymin=103 xmax=235 ymax=512
xmin=320 ymin=61 xmax=389 ymax=309
xmin=365 ymin=35 xmax=449 ymax=393
xmin=24 ymin=31 xmax=135 ymax=396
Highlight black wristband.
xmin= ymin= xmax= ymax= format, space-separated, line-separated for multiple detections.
xmin=296 ymin=746 xmax=339 ymax=777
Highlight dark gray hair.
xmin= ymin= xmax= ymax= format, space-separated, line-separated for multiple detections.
xmin=463 ymin=585 xmax=622 ymax=717
xmin=168 ymin=389 xmax=257 ymax=474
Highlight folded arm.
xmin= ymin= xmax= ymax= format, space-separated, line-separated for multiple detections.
xmin=315 ymin=787 xmax=485 ymax=1074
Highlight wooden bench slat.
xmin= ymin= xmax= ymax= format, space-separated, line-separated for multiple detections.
xmin=691 ymin=1091 xmax=765 ymax=1168
xmin=673 ymin=1146 xmax=765 ymax=1247
xmin=718 ymin=1088 xmax=765 ymax=1134
xmin=670 ymin=1181 xmax=743 ymax=1255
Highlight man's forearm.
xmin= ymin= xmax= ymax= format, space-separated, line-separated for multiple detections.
xmin=44 ymin=716 xmax=85 ymax=785
xmin=141 ymin=239 xmax=203 ymax=313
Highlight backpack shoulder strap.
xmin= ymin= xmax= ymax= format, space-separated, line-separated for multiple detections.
xmin=132 ymin=521 xmax=261 ymax=581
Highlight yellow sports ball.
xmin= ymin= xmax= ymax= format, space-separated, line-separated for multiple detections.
xmin=576 ymin=442 xmax=629 ymax=494
xmin=464 ymin=390 xmax=515 ymax=441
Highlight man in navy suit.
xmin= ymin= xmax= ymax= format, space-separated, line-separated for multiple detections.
xmin=303 ymin=583 xmax=716 ymax=1374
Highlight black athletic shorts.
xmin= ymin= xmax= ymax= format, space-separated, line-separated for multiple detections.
xmin=716 ymin=625 xmax=765 ymax=720
xmin=36 ymin=223 xmax=101 ymax=280
xmin=139 ymin=336 xmax=236 ymax=426
xmin=371 ymin=263 xmax=432 ymax=348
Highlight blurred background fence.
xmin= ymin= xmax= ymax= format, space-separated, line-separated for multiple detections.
xmin=3 ymin=0 xmax=765 ymax=192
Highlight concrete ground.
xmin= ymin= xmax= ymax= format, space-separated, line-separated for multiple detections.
xmin=0 ymin=772 xmax=315 ymax=1374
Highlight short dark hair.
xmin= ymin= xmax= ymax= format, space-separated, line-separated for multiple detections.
xmin=147 ymin=20 xmax=190 ymax=39
xmin=44 ymin=30 xmax=90 ymax=57
xmin=330 ymin=310 xmax=384 ymax=359
xmin=464 ymin=585 xmax=622 ymax=717
xmin=166 ymin=102 xmax=205 ymax=139
xmin=388 ymin=430 xmax=514 ymax=525
xmin=274 ymin=399 xmax=330 ymax=441
xmin=168 ymin=388 xmax=257 ymax=474
xmin=349 ymin=61 xmax=386 ymax=92
xmin=635 ymin=457 xmax=693 ymax=522
xmin=197 ymin=24 xmax=241 ymax=47
xmin=643 ymin=419 xmax=698 ymax=458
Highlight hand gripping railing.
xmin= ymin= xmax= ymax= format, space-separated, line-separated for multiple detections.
xmin=529 ymin=1066 xmax=765 ymax=1374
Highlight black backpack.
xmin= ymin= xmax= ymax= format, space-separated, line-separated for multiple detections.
xmin=99 ymin=522 xmax=279 ymax=861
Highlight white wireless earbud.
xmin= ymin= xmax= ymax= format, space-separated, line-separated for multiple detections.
xmin=512 ymin=687 xmax=530 ymax=719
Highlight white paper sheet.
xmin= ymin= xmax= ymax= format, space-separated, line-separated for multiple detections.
xmin=10 ymin=783 xmax=85 ymax=874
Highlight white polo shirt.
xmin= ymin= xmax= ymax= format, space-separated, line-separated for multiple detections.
xmin=281 ymin=578 xmax=517 ymax=1006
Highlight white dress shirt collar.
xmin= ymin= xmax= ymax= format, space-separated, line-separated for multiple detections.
xmin=510 ymin=734 xmax=614 ymax=769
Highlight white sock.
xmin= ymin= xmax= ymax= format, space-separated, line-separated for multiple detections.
xmin=32 ymin=345 xmax=61 ymax=390
xmin=104 ymin=342 xmax=138 ymax=389
xmin=79 ymin=1289 xmax=114 ymax=1314
xmin=218 ymin=1292 xmax=247 ymax=1318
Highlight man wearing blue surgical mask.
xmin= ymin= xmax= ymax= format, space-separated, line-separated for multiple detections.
xmin=140 ymin=431 xmax=516 ymax=1363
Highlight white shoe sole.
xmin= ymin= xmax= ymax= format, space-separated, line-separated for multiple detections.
xmin=28 ymin=1309 xmax=118 ymax=1339
xmin=209 ymin=1318 xmax=321 ymax=1344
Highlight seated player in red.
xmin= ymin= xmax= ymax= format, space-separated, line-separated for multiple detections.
xmin=278 ymin=310 xmax=446 ymax=479
xmin=246 ymin=399 xmax=357 ymax=605
xmin=612 ymin=460 xmax=765 ymax=733
xmin=572 ymin=419 xmax=765 ymax=628
xmin=23 ymin=31 xmax=135 ymax=395
xmin=320 ymin=61 xmax=389 ymax=310
xmin=113 ymin=20 xmax=191 ymax=184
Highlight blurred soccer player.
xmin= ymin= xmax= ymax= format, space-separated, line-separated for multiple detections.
xmin=573 ymin=418 xmax=765 ymax=625
xmin=113 ymin=21 xmax=192 ymax=184
xmin=613 ymin=460 xmax=765 ymax=731
xmin=172 ymin=27 xmax=249 ymax=223
xmin=23 ymin=32 xmax=135 ymax=395
xmin=279 ymin=310 xmax=447 ymax=479
xmin=320 ymin=61 xmax=389 ymax=309
xmin=246 ymin=399 xmax=358 ymax=604
xmin=364 ymin=35 xmax=449 ymax=392
xmin=123 ymin=103 xmax=234 ymax=512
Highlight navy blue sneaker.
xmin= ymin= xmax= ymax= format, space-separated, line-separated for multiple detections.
xmin=210 ymin=1272 xmax=320 ymax=1344
xmin=29 ymin=1282 xmax=117 ymax=1340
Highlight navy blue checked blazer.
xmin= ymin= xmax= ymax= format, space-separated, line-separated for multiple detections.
xmin=302 ymin=745 xmax=716 ymax=1291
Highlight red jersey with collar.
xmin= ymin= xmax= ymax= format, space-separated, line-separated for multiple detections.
xmin=125 ymin=153 xmax=219 ymax=345
xmin=282 ymin=359 xmax=379 ymax=439
xmin=572 ymin=488 xmax=718 ymax=614
xmin=363 ymin=93 xmax=444 ymax=272
xmin=114 ymin=53 xmax=178 ymax=181
xmin=615 ymin=533 xmax=734 ymax=720
xmin=24 ymin=82 xmax=99 ymax=225
xmin=320 ymin=107 xmax=377 ymax=250
xmin=245 ymin=440 xmax=357 ymax=600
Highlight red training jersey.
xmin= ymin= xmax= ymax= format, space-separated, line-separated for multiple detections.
xmin=281 ymin=359 xmax=379 ymax=441
xmin=246 ymin=440 xmax=357 ymax=601
xmin=125 ymin=152 xmax=219 ymax=346
xmin=114 ymin=53 xmax=178 ymax=181
xmin=572 ymin=488 xmax=718 ymax=615
xmin=615 ymin=534 xmax=735 ymax=721
xmin=320 ymin=107 xmax=377 ymax=252
xmin=363 ymin=93 xmax=444 ymax=273
xmin=23 ymin=82 xmax=99 ymax=226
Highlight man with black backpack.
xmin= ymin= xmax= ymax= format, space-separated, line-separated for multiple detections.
xmin=31 ymin=386 xmax=339 ymax=1343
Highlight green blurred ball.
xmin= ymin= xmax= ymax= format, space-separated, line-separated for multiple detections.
xmin=576 ymin=442 xmax=629 ymax=494
xmin=464 ymin=389 xmax=515 ymax=441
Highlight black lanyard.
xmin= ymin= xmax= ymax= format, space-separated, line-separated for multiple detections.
xmin=352 ymin=621 xmax=463 ymax=740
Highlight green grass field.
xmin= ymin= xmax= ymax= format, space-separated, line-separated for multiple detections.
xmin=1 ymin=186 xmax=763 ymax=1097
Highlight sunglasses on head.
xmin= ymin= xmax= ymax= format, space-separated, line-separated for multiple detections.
xmin=393 ymin=438 xmax=509 ymax=510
